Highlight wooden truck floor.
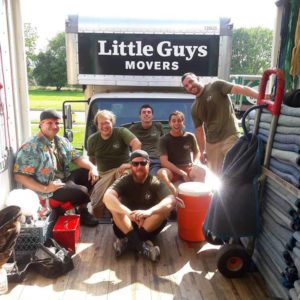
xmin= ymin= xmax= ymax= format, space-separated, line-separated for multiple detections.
xmin=5 ymin=223 xmax=271 ymax=300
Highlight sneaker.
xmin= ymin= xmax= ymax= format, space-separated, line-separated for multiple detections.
xmin=80 ymin=209 xmax=100 ymax=227
xmin=141 ymin=241 xmax=160 ymax=262
xmin=113 ymin=238 xmax=128 ymax=257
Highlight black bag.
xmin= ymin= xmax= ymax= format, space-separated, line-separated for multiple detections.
xmin=7 ymin=238 xmax=74 ymax=282
xmin=283 ymin=89 xmax=300 ymax=107
xmin=32 ymin=238 xmax=74 ymax=279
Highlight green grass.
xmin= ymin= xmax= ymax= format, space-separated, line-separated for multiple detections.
xmin=29 ymin=88 xmax=86 ymax=111
xmin=30 ymin=87 xmax=86 ymax=149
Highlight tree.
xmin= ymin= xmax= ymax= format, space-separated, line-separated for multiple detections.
xmin=33 ymin=32 xmax=67 ymax=90
xmin=231 ymin=27 xmax=273 ymax=75
xmin=24 ymin=23 xmax=38 ymax=85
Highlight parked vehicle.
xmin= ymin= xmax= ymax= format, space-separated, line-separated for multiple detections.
xmin=63 ymin=15 xmax=233 ymax=148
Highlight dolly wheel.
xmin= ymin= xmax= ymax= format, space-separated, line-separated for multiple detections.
xmin=216 ymin=244 xmax=251 ymax=278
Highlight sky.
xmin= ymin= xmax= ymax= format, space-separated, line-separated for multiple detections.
xmin=22 ymin=0 xmax=278 ymax=51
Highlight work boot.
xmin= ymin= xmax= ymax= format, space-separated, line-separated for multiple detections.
xmin=113 ymin=238 xmax=128 ymax=257
xmin=79 ymin=208 xmax=100 ymax=227
xmin=140 ymin=240 xmax=160 ymax=262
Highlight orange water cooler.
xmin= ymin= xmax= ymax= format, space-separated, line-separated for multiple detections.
xmin=177 ymin=182 xmax=212 ymax=242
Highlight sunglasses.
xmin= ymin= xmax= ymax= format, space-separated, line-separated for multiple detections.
xmin=131 ymin=160 xmax=148 ymax=167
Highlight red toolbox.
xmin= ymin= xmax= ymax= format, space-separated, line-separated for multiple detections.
xmin=53 ymin=215 xmax=80 ymax=252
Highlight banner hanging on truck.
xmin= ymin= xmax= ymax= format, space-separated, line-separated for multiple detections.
xmin=78 ymin=33 xmax=219 ymax=76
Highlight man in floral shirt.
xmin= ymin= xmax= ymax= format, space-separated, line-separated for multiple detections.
xmin=14 ymin=109 xmax=100 ymax=228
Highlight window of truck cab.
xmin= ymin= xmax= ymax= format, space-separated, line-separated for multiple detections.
xmin=85 ymin=97 xmax=194 ymax=149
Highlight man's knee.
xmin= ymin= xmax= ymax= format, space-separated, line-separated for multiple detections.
xmin=140 ymin=218 xmax=167 ymax=240
xmin=190 ymin=165 xmax=206 ymax=182
xmin=157 ymin=168 xmax=172 ymax=181
xmin=143 ymin=214 xmax=168 ymax=232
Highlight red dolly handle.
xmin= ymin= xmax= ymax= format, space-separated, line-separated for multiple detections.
xmin=257 ymin=68 xmax=285 ymax=116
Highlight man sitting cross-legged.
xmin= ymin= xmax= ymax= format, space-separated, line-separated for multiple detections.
xmin=103 ymin=150 xmax=176 ymax=262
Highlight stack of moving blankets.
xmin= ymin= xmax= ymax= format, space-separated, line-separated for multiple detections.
xmin=248 ymin=104 xmax=300 ymax=300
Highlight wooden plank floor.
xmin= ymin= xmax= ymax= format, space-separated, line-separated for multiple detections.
xmin=4 ymin=223 xmax=272 ymax=300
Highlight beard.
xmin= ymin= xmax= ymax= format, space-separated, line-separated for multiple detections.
xmin=132 ymin=170 xmax=148 ymax=183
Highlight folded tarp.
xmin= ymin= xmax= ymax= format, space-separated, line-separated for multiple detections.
xmin=264 ymin=201 xmax=292 ymax=228
xmin=255 ymin=126 xmax=300 ymax=146
xmin=281 ymin=104 xmax=300 ymax=117
xmin=269 ymin=166 xmax=300 ymax=188
xmin=249 ymin=119 xmax=300 ymax=135
xmin=273 ymin=142 xmax=300 ymax=154
xmin=266 ymin=179 xmax=299 ymax=209
xmin=270 ymin=158 xmax=300 ymax=181
xmin=271 ymin=149 xmax=300 ymax=166
xmin=265 ymin=186 xmax=295 ymax=215
xmin=253 ymin=249 xmax=289 ymax=299
xmin=257 ymin=233 xmax=286 ymax=272
xmin=248 ymin=110 xmax=300 ymax=127
xmin=275 ymin=133 xmax=300 ymax=145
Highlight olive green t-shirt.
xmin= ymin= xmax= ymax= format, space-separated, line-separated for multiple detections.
xmin=191 ymin=80 xmax=240 ymax=144
xmin=87 ymin=127 xmax=136 ymax=172
xmin=129 ymin=122 xmax=164 ymax=158
xmin=159 ymin=132 xmax=199 ymax=166
xmin=110 ymin=174 xmax=171 ymax=210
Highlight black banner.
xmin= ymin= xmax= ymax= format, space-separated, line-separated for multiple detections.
xmin=78 ymin=32 xmax=219 ymax=76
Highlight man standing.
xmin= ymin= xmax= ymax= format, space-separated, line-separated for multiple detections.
xmin=181 ymin=72 xmax=259 ymax=175
xmin=88 ymin=110 xmax=141 ymax=218
xmin=103 ymin=150 xmax=176 ymax=262
xmin=157 ymin=111 xmax=206 ymax=195
xmin=129 ymin=104 xmax=164 ymax=175
xmin=14 ymin=109 xmax=99 ymax=228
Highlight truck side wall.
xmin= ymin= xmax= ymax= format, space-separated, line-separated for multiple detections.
xmin=0 ymin=0 xmax=30 ymax=208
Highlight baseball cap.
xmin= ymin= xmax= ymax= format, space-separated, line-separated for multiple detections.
xmin=40 ymin=109 xmax=61 ymax=121
xmin=130 ymin=150 xmax=150 ymax=161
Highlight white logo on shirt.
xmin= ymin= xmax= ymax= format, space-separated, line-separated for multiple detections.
xmin=145 ymin=191 xmax=151 ymax=201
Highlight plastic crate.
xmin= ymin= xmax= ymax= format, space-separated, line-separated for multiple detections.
xmin=15 ymin=219 xmax=49 ymax=257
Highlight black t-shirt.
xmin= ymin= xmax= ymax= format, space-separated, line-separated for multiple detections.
xmin=110 ymin=174 xmax=171 ymax=210
xmin=159 ymin=132 xmax=199 ymax=166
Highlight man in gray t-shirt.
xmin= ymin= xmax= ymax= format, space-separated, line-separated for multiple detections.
xmin=129 ymin=104 xmax=164 ymax=176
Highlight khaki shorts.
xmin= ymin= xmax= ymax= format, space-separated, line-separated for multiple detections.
xmin=90 ymin=168 xmax=130 ymax=216
xmin=206 ymin=134 xmax=239 ymax=175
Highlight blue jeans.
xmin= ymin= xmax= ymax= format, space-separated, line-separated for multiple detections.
xmin=149 ymin=158 xmax=161 ymax=176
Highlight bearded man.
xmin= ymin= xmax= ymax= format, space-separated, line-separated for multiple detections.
xmin=103 ymin=150 xmax=176 ymax=262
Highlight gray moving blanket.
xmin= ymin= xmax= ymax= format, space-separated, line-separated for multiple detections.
xmin=203 ymin=134 xmax=263 ymax=239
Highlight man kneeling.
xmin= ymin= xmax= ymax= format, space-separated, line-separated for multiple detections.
xmin=103 ymin=150 xmax=176 ymax=262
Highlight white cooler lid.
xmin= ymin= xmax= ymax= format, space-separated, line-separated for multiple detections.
xmin=178 ymin=182 xmax=212 ymax=196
